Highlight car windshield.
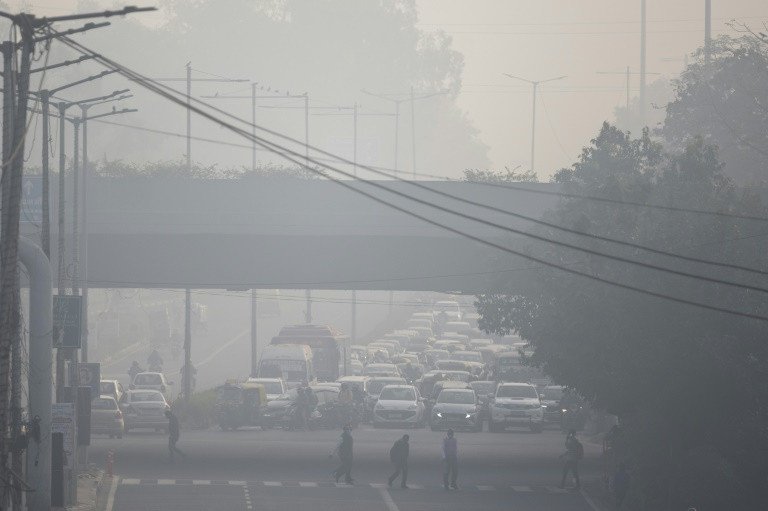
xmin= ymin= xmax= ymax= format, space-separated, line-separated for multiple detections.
xmin=131 ymin=391 xmax=164 ymax=402
xmin=497 ymin=385 xmax=538 ymax=399
xmin=379 ymin=387 xmax=415 ymax=401
xmin=134 ymin=374 xmax=162 ymax=385
xmin=261 ymin=382 xmax=284 ymax=394
xmin=452 ymin=352 xmax=482 ymax=363
xmin=471 ymin=382 xmax=496 ymax=395
xmin=369 ymin=380 xmax=403 ymax=394
xmin=260 ymin=360 xmax=307 ymax=382
xmin=438 ymin=390 xmax=475 ymax=404
xmin=92 ymin=398 xmax=117 ymax=410
xmin=540 ymin=387 xmax=564 ymax=401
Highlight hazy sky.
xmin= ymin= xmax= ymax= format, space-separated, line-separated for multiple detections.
xmin=7 ymin=0 xmax=768 ymax=180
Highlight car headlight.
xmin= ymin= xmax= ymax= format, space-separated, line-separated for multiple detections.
xmin=465 ymin=413 xmax=474 ymax=419
xmin=407 ymin=404 xmax=417 ymax=411
xmin=435 ymin=412 xmax=443 ymax=418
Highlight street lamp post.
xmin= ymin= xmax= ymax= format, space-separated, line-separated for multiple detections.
xmin=502 ymin=74 xmax=566 ymax=173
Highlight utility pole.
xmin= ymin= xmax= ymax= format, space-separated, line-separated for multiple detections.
xmin=304 ymin=93 xmax=309 ymax=167
xmin=502 ymin=74 xmax=566 ymax=173
xmin=640 ymin=0 xmax=647 ymax=127
xmin=350 ymin=290 xmax=357 ymax=343
xmin=362 ymin=88 xmax=447 ymax=176
xmin=353 ymin=102 xmax=358 ymax=176
xmin=705 ymin=0 xmax=712 ymax=68
xmin=150 ymin=64 xmax=247 ymax=172
xmin=251 ymin=289 xmax=258 ymax=376
xmin=184 ymin=288 xmax=192 ymax=405
xmin=305 ymin=289 xmax=312 ymax=324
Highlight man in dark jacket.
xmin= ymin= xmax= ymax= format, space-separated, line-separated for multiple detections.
xmin=333 ymin=425 xmax=354 ymax=484
xmin=388 ymin=434 xmax=410 ymax=488
xmin=165 ymin=409 xmax=185 ymax=463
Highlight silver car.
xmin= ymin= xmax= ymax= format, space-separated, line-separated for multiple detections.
xmin=91 ymin=395 xmax=125 ymax=438
xmin=430 ymin=388 xmax=482 ymax=432
xmin=121 ymin=390 xmax=170 ymax=433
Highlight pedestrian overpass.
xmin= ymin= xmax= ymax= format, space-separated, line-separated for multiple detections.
xmin=33 ymin=177 xmax=558 ymax=294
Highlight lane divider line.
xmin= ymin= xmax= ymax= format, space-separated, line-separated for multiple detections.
xmin=378 ymin=487 xmax=401 ymax=511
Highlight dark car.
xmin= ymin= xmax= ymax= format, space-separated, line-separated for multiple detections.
xmin=430 ymin=388 xmax=482 ymax=432
xmin=538 ymin=385 xmax=565 ymax=425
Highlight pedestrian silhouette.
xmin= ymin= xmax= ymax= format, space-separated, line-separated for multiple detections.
xmin=388 ymin=434 xmax=410 ymax=488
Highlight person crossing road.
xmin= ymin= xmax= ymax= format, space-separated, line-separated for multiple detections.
xmin=442 ymin=429 xmax=459 ymax=490
xmin=388 ymin=434 xmax=410 ymax=489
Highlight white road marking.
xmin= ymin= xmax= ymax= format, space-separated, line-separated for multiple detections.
xmin=197 ymin=328 xmax=250 ymax=367
xmin=580 ymin=488 xmax=601 ymax=511
xmin=369 ymin=483 xmax=387 ymax=489
xmin=157 ymin=479 xmax=175 ymax=485
xmin=193 ymin=480 xmax=210 ymax=485
xmin=378 ymin=487 xmax=401 ymax=511
xmin=120 ymin=479 xmax=140 ymax=485
xmin=263 ymin=481 xmax=282 ymax=486
xmin=407 ymin=484 xmax=424 ymax=489
xmin=545 ymin=486 xmax=567 ymax=493
xmin=511 ymin=485 xmax=533 ymax=492
xmin=105 ymin=477 xmax=119 ymax=511
xmin=476 ymin=485 xmax=495 ymax=491
xmin=243 ymin=485 xmax=253 ymax=511
xmin=334 ymin=483 xmax=353 ymax=487
xmin=299 ymin=482 xmax=318 ymax=487
xmin=229 ymin=481 xmax=247 ymax=486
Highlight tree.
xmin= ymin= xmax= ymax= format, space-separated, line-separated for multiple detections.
xmin=663 ymin=36 xmax=768 ymax=185
xmin=476 ymin=123 xmax=768 ymax=509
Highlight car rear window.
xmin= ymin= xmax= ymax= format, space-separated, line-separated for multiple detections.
xmin=131 ymin=391 xmax=164 ymax=402
xmin=99 ymin=382 xmax=116 ymax=394
xmin=92 ymin=398 xmax=117 ymax=410
xmin=134 ymin=374 xmax=162 ymax=385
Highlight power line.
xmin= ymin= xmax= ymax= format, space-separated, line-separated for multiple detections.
xmin=56 ymin=35 xmax=768 ymax=323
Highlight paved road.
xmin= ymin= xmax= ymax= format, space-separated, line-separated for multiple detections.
xmin=91 ymin=425 xmax=601 ymax=511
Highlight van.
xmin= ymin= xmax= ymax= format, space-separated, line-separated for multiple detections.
xmin=257 ymin=344 xmax=315 ymax=387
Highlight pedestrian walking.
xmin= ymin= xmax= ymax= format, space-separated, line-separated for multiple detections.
xmin=388 ymin=434 xmax=410 ymax=489
xmin=560 ymin=430 xmax=583 ymax=489
xmin=333 ymin=425 xmax=354 ymax=484
xmin=442 ymin=429 xmax=458 ymax=490
xmin=613 ymin=462 xmax=630 ymax=508
xmin=165 ymin=409 xmax=186 ymax=463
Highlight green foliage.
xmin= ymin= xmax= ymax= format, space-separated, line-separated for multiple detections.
xmin=90 ymin=159 xmax=319 ymax=180
xmin=663 ymin=35 xmax=768 ymax=185
xmin=171 ymin=389 xmax=217 ymax=430
xmin=476 ymin=123 xmax=768 ymax=509
xmin=463 ymin=167 xmax=538 ymax=183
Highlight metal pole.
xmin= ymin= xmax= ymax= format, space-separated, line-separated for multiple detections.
xmin=626 ymin=66 xmax=631 ymax=111
xmin=184 ymin=288 xmax=191 ymax=404
xmin=72 ymin=119 xmax=80 ymax=295
xmin=80 ymin=106 xmax=89 ymax=361
xmin=41 ymin=91 xmax=51 ymax=257
xmin=410 ymin=86 xmax=416 ymax=178
xmin=639 ymin=0 xmax=647 ymax=127
xmin=304 ymin=94 xmax=309 ymax=167
xmin=251 ymin=289 xmax=258 ymax=376
xmin=56 ymin=102 xmax=67 ymax=402
xmin=305 ymin=289 xmax=312 ymax=324
xmin=186 ymin=62 xmax=191 ymax=172
xmin=57 ymin=102 xmax=67 ymax=294
xmin=531 ymin=82 xmax=538 ymax=173
xmin=353 ymin=102 xmax=358 ymax=177
xmin=19 ymin=238 xmax=53 ymax=511
xmin=394 ymin=102 xmax=400 ymax=174
xmin=251 ymin=83 xmax=257 ymax=172
xmin=705 ymin=0 xmax=712 ymax=68
xmin=350 ymin=290 xmax=356 ymax=342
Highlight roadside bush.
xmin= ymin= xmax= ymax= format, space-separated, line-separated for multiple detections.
xmin=172 ymin=389 xmax=217 ymax=430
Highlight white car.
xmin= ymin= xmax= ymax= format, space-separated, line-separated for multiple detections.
xmin=131 ymin=372 xmax=173 ymax=394
xmin=434 ymin=300 xmax=462 ymax=321
xmin=373 ymin=385 xmax=425 ymax=428
xmin=489 ymin=383 xmax=543 ymax=433
xmin=246 ymin=377 xmax=286 ymax=401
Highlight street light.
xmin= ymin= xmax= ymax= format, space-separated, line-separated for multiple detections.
xmin=502 ymin=73 xmax=566 ymax=173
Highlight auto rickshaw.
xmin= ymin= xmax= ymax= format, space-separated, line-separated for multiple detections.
xmin=215 ymin=381 xmax=268 ymax=431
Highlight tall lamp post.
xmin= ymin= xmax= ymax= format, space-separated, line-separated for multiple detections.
xmin=502 ymin=73 xmax=566 ymax=173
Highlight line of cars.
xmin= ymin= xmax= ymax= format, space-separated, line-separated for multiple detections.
xmin=92 ymin=374 xmax=175 ymax=438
